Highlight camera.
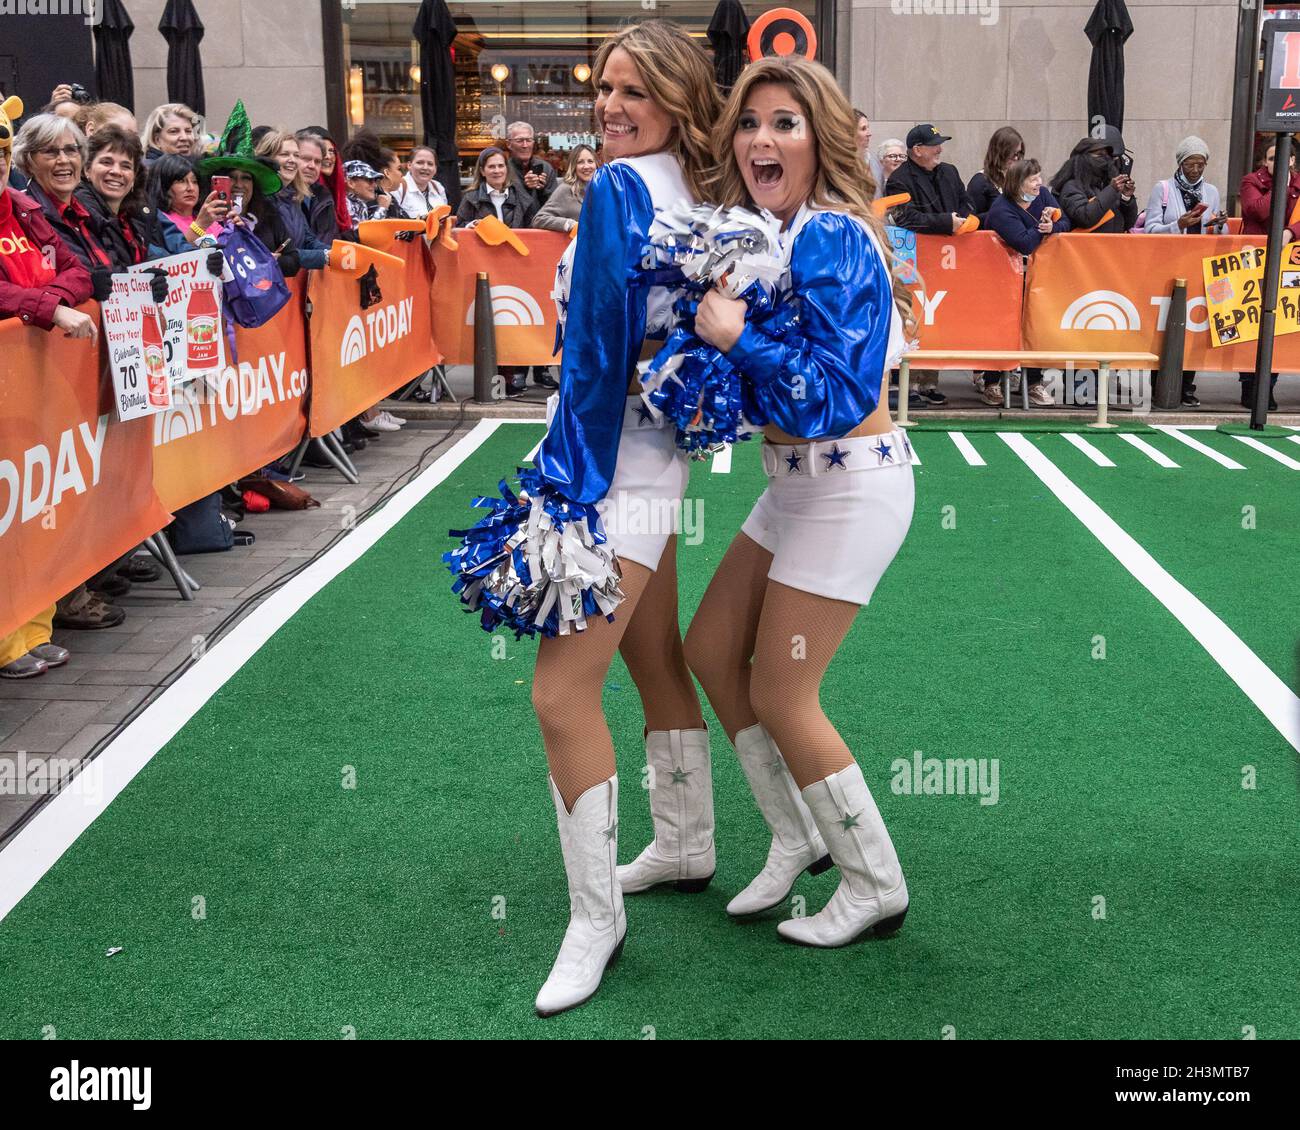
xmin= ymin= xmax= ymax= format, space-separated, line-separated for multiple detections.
xmin=68 ymin=83 xmax=93 ymax=106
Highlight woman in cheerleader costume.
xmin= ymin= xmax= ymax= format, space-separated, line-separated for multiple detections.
xmin=528 ymin=21 xmax=722 ymax=1016
xmin=685 ymin=56 xmax=918 ymax=944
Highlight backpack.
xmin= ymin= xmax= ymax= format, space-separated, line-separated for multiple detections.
xmin=1133 ymin=180 xmax=1169 ymax=233
xmin=215 ymin=221 xmax=291 ymax=327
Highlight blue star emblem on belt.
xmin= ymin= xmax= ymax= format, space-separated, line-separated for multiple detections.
xmin=635 ymin=402 xmax=655 ymax=426
xmin=872 ymin=438 xmax=894 ymax=465
xmin=823 ymin=443 xmax=850 ymax=470
xmin=785 ymin=451 xmax=804 ymax=473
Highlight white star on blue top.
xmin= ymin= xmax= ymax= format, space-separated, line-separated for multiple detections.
xmin=635 ymin=403 xmax=655 ymax=426
xmin=872 ymin=439 xmax=894 ymax=465
xmin=785 ymin=451 xmax=804 ymax=473
xmin=823 ymin=443 xmax=850 ymax=470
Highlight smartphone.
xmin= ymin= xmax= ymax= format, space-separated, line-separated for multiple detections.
xmin=1189 ymin=201 xmax=1208 ymax=214
xmin=211 ymin=175 xmax=232 ymax=203
xmin=530 ymin=161 xmax=544 ymax=176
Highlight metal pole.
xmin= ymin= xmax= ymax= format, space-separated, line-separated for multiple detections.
xmin=1153 ymin=278 xmax=1187 ymax=410
xmin=1092 ymin=361 xmax=1115 ymax=429
xmin=1252 ymin=131 xmax=1292 ymax=430
xmin=896 ymin=360 xmax=912 ymax=427
xmin=474 ymin=271 xmax=497 ymax=403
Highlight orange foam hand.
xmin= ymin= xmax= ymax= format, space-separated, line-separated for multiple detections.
xmin=472 ymin=215 xmax=530 ymax=256
xmin=568 ymin=223 xmax=578 ymax=241
xmin=957 ymin=214 xmax=980 ymax=235
xmin=356 ymin=219 xmax=425 ymax=250
xmin=873 ymin=192 xmax=910 ymax=216
xmin=326 ymin=240 xmax=405 ymax=278
xmin=439 ymin=216 xmax=458 ymax=250
xmin=424 ymin=204 xmax=452 ymax=240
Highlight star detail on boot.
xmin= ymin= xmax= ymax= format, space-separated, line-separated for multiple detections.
xmin=668 ymin=767 xmax=693 ymax=785
xmin=601 ymin=820 xmax=618 ymax=843
xmin=836 ymin=809 xmax=861 ymax=833
xmin=765 ymin=759 xmax=786 ymax=778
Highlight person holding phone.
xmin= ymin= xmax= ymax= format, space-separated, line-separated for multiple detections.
xmin=1143 ymin=137 xmax=1227 ymax=237
xmin=504 ymin=120 xmax=556 ymax=210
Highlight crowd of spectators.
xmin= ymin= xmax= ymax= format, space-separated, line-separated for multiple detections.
xmin=0 ymin=83 xmax=1289 ymax=680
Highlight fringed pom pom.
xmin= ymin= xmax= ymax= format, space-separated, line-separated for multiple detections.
xmin=635 ymin=204 xmax=786 ymax=451
xmin=444 ymin=468 xmax=624 ymax=638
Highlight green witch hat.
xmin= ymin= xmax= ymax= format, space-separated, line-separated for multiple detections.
xmin=197 ymin=100 xmax=283 ymax=196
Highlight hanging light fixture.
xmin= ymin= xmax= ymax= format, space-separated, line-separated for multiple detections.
xmin=573 ymin=63 xmax=591 ymax=84
xmin=348 ymin=64 xmax=364 ymax=127
xmin=410 ymin=63 xmax=421 ymax=84
xmin=490 ymin=63 xmax=510 ymax=84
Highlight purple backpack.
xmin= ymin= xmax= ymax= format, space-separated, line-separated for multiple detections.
xmin=216 ymin=222 xmax=291 ymax=327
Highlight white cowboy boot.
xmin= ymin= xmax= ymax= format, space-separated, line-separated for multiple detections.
xmin=535 ymin=775 xmax=627 ymax=1017
xmin=617 ymin=729 xmax=715 ymax=894
xmin=777 ymin=761 xmax=909 ymax=947
xmin=727 ymin=724 xmax=832 ymax=916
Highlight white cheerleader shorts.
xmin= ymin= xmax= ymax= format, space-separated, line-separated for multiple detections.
xmin=741 ymin=429 xmax=916 ymax=606
xmin=546 ymin=394 xmax=690 ymax=573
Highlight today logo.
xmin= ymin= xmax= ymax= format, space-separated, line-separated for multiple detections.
xmin=0 ymin=232 xmax=34 ymax=256
xmin=339 ymin=297 xmax=416 ymax=367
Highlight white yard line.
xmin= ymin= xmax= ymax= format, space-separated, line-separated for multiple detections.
xmin=1149 ymin=425 xmax=1245 ymax=470
xmin=1117 ymin=433 xmax=1179 ymax=468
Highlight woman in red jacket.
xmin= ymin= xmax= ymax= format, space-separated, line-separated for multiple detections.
xmin=1236 ymin=141 xmax=1293 ymax=409
xmin=0 ymin=107 xmax=96 ymax=678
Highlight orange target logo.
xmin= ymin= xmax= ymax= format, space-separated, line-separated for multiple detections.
xmin=748 ymin=8 xmax=818 ymax=62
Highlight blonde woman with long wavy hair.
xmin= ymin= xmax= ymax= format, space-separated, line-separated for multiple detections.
xmin=686 ymin=55 xmax=917 ymax=946
xmin=527 ymin=19 xmax=722 ymax=1017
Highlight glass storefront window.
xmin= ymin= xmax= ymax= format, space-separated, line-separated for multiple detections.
xmin=340 ymin=0 xmax=821 ymax=186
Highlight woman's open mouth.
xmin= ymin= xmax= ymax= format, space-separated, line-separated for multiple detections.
xmin=751 ymin=158 xmax=783 ymax=189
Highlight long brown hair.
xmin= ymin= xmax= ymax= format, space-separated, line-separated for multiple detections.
xmin=591 ymin=20 xmax=722 ymax=202
xmin=708 ymin=56 xmax=916 ymax=334
xmin=982 ymin=126 xmax=1025 ymax=191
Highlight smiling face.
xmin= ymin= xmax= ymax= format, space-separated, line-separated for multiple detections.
xmin=506 ymin=127 xmax=535 ymax=166
xmin=87 ymin=146 xmax=135 ymax=211
xmin=482 ymin=152 xmax=508 ymax=190
xmin=276 ymin=138 xmax=300 ymax=185
xmin=320 ymin=138 xmax=336 ymax=176
xmin=856 ymin=115 xmax=871 ymax=153
xmin=596 ymin=47 xmax=673 ymax=160
xmin=575 ymin=148 xmax=597 ymax=182
xmin=297 ymin=137 xmax=323 ymax=185
xmin=733 ymin=82 xmax=816 ymax=226
xmin=348 ymin=175 xmax=378 ymax=202
xmin=1023 ymin=171 xmax=1042 ymax=197
xmin=31 ymin=128 xmax=83 ymax=203
xmin=882 ymin=145 xmax=906 ymax=171
xmin=229 ymin=168 xmax=255 ymax=206
xmin=910 ymin=141 xmax=942 ymax=171
xmin=168 ymin=170 xmax=199 ymax=215
xmin=158 ymin=113 xmax=195 ymax=156
xmin=410 ymin=148 xmax=436 ymax=186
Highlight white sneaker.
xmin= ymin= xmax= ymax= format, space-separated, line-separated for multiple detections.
xmin=535 ymin=775 xmax=627 ymax=1017
xmin=368 ymin=414 xmax=401 ymax=432
xmin=617 ymin=729 xmax=715 ymax=894
xmin=1028 ymin=382 xmax=1055 ymax=407
xmin=776 ymin=762 xmax=908 ymax=947
xmin=376 ymin=410 xmax=405 ymax=428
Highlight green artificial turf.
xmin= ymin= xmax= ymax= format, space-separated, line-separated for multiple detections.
xmin=0 ymin=425 xmax=1295 ymax=1040
xmin=908 ymin=418 xmax=1155 ymax=434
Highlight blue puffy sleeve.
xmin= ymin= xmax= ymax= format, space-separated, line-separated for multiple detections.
xmin=535 ymin=163 xmax=653 ymax=504
xmin=724 ymin=211 xmax=892 ymax=440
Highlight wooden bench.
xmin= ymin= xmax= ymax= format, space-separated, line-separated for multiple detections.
xmin=897 ymin=351 xmax=1161 ymax=428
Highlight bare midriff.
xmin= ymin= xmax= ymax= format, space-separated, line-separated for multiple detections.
xmin=763 ymin=393 xmax=895 ymax=445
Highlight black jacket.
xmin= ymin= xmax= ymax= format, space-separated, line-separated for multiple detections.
xmin=966 ymin=171 xmax=1001 ymax=225
xmin=1054 ymin=177 xmax=1138 ymax=233
xmin=885 ymin=159 xmax=974 ymax=235
xmin=24 ymin=180 xmax=104 ymax=271
xmin=74 ymin=183 xmax=149 ymax=270
xmin=305 ymin=183 xmax=342 ymax=245
xmin=455 ymin=184 xmax=537 ymax=229
xmin=507 ymin=155 xmax=556 ymax=213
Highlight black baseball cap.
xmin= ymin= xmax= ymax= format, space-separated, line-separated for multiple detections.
xmin=907 ymin=124 xmax=952 ymax=149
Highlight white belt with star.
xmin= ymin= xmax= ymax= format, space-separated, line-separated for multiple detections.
xmin=760 ymin=429 xmax=914 ymax=477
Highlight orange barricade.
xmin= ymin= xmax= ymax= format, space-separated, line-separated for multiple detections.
xmin=0 ymin=309 xmax=172 ymax=640
xmin=909 ymin=232 xmax=1024 ymax=366
xmin=430 ymin=228 xmax=568 ymax=366
xmin=152 ymin=276 xmax=310 ymax=512
xmin=307 ymin=238 xmax=441 ymax=436
xmin=1022 ymin=232 xmax=1300 ymax=372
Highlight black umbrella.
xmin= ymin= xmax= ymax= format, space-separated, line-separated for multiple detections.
xmin=93 ymin=0 xmax=135 ymax=110
xmin=708 ymin=0 xmax=751 ymax=92
xmin=413 ymin=0 xmax=462 ymax=212
xmin=159 ymin=0 xmax=206 ymax=117
xmin=1085 ymin=0 xmax=1133 ymax=134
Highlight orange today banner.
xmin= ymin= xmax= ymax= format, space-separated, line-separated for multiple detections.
xmin=430 ymin=227 xmax=568 ymax=366
xmin=908 ymin=232 xmax=1024 ymax=365
xmin=1022 ymin=232 xmax=1300 ymax=372
xmin=152 ymin=277 xmax=310 ymax=513
xmin=0 ymin=309 xmax=172 ymax=640
xmin=308 ymin=239 xmax=442 ymax=437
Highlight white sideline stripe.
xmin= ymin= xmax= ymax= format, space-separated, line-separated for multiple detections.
xmin=1150 ymin=425 xmax=1245 ymax=470
xmin=1000 ymin=432 xmax=1300 ymax=756
xmin=711 ymin=445 xmax=733 ymax=474
xmin=1118 ymin=433 xmax=1179 ymax=468
xmin=0 ymin=419 xmax=514 ymax=926
xmin=1288 ymin=435 xmax=1300 ymax=450
xmin=1062 ymin=432 xmax=1115 ymax=467
xmin=948 ymin=431 xmax=985 ymax=466
xmin=1231 ymin=434 xmax=1300 ymax=470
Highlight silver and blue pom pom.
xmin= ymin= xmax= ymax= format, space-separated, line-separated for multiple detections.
xmin=634 ymin=204 xmax=786 ymax=452
xmin=445 ymin=468 xmax=624 ymax=638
